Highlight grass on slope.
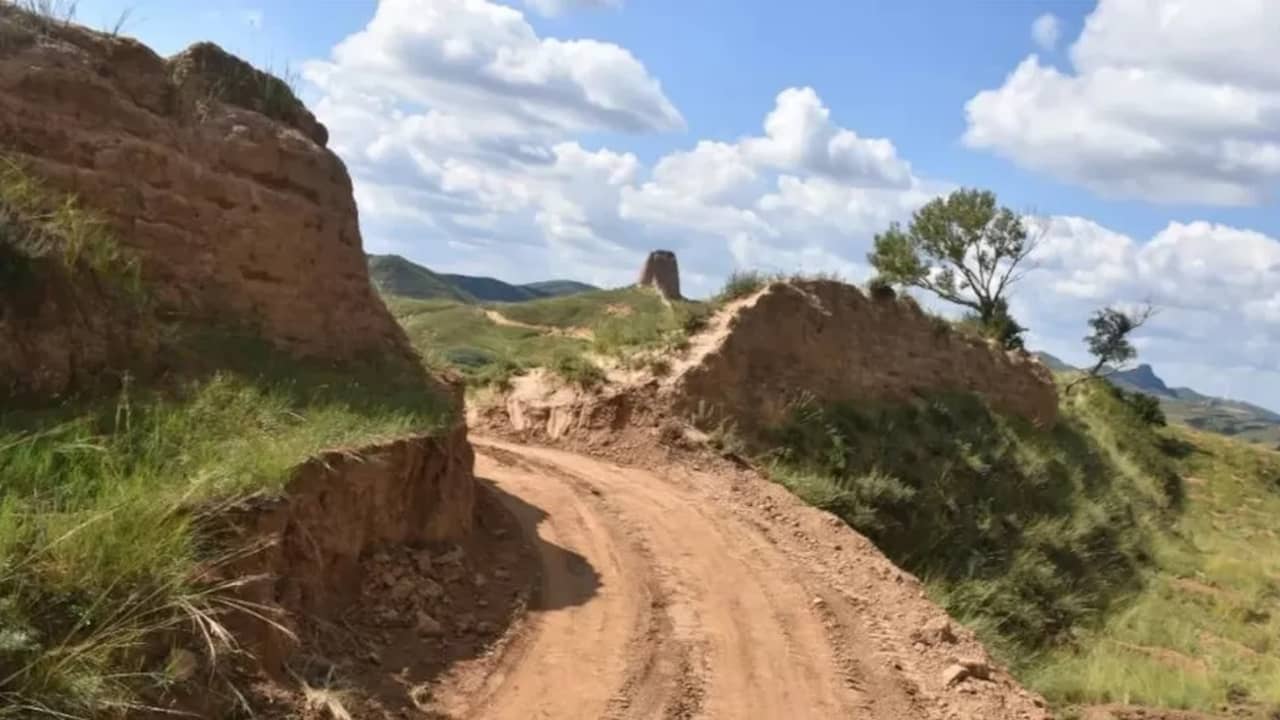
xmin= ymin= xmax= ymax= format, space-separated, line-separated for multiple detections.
xmin=387 ymin=296 xmax=588 ymax=387
xmin=492 ymin=285 xmax=711 ymax=354
xmin=767 ymin=378 xmax=1280 ymax=714
xmin=1029 ymin=427 xmax=1280 ymax=713
xmin=388 ymin=288 xmax=712 ymax=387
xmin=0 ymin=335 xmax=452 ymax=717
xmin=767 ymin=383 xmax=1179 ymax=662
xmin=1 ymin=156 xmax=141 ymax=299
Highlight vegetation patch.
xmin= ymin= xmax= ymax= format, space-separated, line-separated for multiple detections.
xmin=550 ymin=350 xmax=606 ymax=388
xmin=0 ymin=157 xmax=143 ymax=301
xmin=1028 ymin=427 xmax=1280 ymax=713
xmin=0 ymin=333 xmax=452 ymax=717
xmin=388 ymin=287 xmax=713 ymax=388
xmin=716 ymin=270 xmax=771 ymax=302
xmin=767 ymin=374 xmax=1280 ymax=714
xmin=767 ymin=384 xmax=1179 ymax=663
xmin=387 ymin=297 xmax=588 ymax=388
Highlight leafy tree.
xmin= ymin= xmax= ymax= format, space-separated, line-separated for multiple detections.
xmin=1069 ymin=304 xmax=1157 ymax=389
xmin=868 ymin=188 xmax=1038 ymax=349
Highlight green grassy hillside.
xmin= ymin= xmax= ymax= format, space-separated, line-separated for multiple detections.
xmin=386 ymin=287 xmax=711 ymax=386
xmin=766 ymin=374 xmax=1280 ymax=715
xmin=367 ymin=254 xmax=475 ymax=303
xmin=440 ymin=273 xmax=543 ymax=302
xmin=522 ymin=279 xmax=598 ymax=298
xmin=367 ymin=253 xmax=598 ymax=303
xmin=386 ymin=296 xmax=588 ymax=386
xmin=440 ymin=274 xmax=598 ymax=302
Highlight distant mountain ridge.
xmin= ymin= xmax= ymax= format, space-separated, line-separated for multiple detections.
xmin=1035 ymin=352 xmax=1280 ymax=446
xmin=367 ymin=254 xmax=597 ymax=303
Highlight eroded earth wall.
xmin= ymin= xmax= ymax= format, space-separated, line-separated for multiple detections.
xmin=676 ymin=280 xmax=1059 ymax=436
xmin=0 ymin=8 xmax=411 ymax=383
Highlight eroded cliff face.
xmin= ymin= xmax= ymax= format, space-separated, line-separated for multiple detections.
xmin=0 ymin=8 xmax=411 ymax=374
xmin=675 ymin=280 xmax=1059 ymax=437
xmin=207 ymin=426 xmax=477 ymax=676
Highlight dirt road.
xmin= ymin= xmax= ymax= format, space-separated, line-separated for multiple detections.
xmin=427 ymin=438 xmax=1050 ymax=720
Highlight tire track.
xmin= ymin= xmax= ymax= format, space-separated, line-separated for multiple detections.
xmin=458 ymin=439 xmax=864 ymax=719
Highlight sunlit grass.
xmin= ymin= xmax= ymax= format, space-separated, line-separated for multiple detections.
xmin=1026 ymin=426 xmax=1280 ymax=712
xmin=0 ymin=346 xmax=451 ymax=716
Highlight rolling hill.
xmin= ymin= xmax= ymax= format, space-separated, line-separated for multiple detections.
xmin=367 ymin=254 xmax=597 ymax=303
xmin=1036 ymin=352 xmax=1280 ymax=447
xmin=368 ymin=254 xmax=475 ymax=303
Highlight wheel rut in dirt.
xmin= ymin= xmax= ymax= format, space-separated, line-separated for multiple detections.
xmin=430 ymin=439 xmax=871 ymax=719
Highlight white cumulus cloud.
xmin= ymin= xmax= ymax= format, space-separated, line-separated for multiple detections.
xmin=302 ymin=0 xmax=1280 ymax=410
xmin=303 ymin=0 xmax=681 ymax=136
xmin=965 ymin=0 xmax=1280 ymax=205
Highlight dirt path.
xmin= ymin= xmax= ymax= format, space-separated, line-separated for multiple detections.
xmin=427 ymin=438 xmax=1049 ymax=720
xmin=483 ymin=308 xmax=595 ymax=340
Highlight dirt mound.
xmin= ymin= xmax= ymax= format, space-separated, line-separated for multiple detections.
xmin=0 ymin=6 xmax=412 ymax=369
xmin=674 ymin=279 xmax=1058 ymax=438
xmin=206 ymin=428 xmax=476 ymax=671
xmin=472 ymin=278 xmax=1058 ymax=447
xmin=637 ymin=249 xmax=682 ymax=300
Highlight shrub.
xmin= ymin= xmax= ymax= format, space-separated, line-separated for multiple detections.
xmin=444 ymin=346 xmax=499 ymax=370
xmin=957 ymin=298 xmax=1027 ymax=350
xmin=678 ymin=303 xmax=713 ymax=334
xmin=716 ymin=270 xmax=768 ymax=302
xmin=1107 ymin=384 xmax=1167 ymax=427
xmin=927 ymin=313 xmax=953 ymax=338
xmin=867 ymin=276 xmax=896 ymax=301
xmin=550 ymin=350 xmax=605 ymax=388
xmin=647 ymin=357 xmax=672 ymax=377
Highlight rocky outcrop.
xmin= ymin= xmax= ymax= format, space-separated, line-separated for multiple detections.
xmin=208 ymin=425 xmax=476 ymax=676
xmin=637 ymin=249 xmax=681 ymax=300
xmin=674 ymin=280 xmax=1058 ymax=436
xmin=0 ymin=7 xmax=411 ymax=367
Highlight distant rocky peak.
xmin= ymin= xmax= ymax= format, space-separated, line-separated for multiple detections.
xmin=1112 ymin=363 xmax=1172 ymax=395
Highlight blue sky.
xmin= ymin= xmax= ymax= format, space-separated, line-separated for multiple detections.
xmin=76 ymin=0 xmax=1277 ymax=242
xmin=72 ymin=0 xmax=1280 ymax=408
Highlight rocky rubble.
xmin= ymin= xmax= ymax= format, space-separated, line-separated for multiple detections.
xmin=246 ymin=484 xmax=537 ymax=719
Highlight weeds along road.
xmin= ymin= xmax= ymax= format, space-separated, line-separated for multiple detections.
xmin=426 ymin=438 xmax=1050 ymax=720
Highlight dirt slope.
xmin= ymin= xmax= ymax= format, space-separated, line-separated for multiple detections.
xmin=424 ymin=437 xmax=1051 ymax=720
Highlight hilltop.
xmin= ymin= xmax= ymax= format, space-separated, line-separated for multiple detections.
xmin=367 ymin=253 xmax=596 ymax=303
xmin=1037 ymin=353 xmax=1280 ymax=447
